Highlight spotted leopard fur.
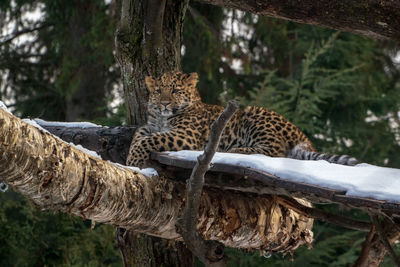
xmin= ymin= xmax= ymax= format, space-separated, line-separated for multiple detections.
xmin=126 ymin=71 xmax=357 ymax=168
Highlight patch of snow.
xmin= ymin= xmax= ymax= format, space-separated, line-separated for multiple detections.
xmin=129 ymin=166 xmax=159 ymax=177
xmin=112 ymin=162 xmax=158 ymax=178
xmin=0 ymin=104 xmax=156 ymax=178
xmin=35 ymin=119 xmax=103 ymax=128
xmin=23 ymin=118 xmax=103 ymax=160
xmin=73 ymin=144 xmax=102 ymax=159
xmin=167 ymin=151 xmax=400 ymax=203
xmin=22 ymin=118 xmax=50 ymax=133
xmin=0 ymin=101 xmax=12 ymax=114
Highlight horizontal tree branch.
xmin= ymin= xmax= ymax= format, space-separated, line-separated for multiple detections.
xmin=196 ymin=0 xmax=400 ymax=40
xmin=41 ymin=125 xmax=137 ymax=164
xmin=152 ymin=153 xmax=400 ymax=215
xmin=39 ymin=123 xmax=400 ymax=219
xmin=0 ymin=109 xmax=313 ymax=253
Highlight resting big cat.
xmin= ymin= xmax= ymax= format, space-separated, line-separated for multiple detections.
xmin=126 ymin=71 xmax=357 ymax=168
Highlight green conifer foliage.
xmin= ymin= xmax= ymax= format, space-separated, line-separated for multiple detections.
xmin=0 ymin=1 xmax=123 ymax=265
xmin=0 ymin=0 xmax=120 ymax=121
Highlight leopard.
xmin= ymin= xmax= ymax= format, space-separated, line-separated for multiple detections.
xmin=126 ymin=71 xmax=357 ymax=168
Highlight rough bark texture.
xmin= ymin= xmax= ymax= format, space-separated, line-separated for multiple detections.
xmin=114 ymin=0 xmax=191 ymax=265
xmin=115 ymin=231 xmax=194 ymax=267
xmin=41 ymin=125 xmax=137 ymax=164
xmin=0 ymin=109 xmax=314 ymax=254
xmin=115 ymin=0 xmax=188 ymax=125
xmin=197 ymin=0 xmax=400 ymax=40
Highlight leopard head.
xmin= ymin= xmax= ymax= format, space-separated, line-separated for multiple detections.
xmin=145 ymin=71 xmax=201 ymax=117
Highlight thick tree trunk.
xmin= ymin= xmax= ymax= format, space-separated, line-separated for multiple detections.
xmin=114 ymin=0 xmax=191 ymax=265
xmin=114 ymin=0 xmax=193 ymax=265
xmin=0 ymin=109 xmax=313 ymax=253
xmin=115 ymin=0 xmax=188 ymax=125
xmin=197 ymin=0 xmax=400 ymax=40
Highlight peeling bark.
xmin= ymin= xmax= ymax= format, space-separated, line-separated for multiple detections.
xmin=0 ymin=109 xmax=313 ymax=254
xmin=197 ymin=0 xmax=400 ymax=40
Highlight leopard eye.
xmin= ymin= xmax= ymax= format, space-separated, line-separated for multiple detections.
xmin=172 ymin=89 xmax=179 ymax=94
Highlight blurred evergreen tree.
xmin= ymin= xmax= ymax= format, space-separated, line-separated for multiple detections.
xmin=0 ymin=0 xmax=121 ymax=122
xmin=0 ymin=1 xmax=123 ymax=266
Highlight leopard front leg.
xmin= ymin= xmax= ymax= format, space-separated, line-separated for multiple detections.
xmin=126 ymin=131 xmax=199 ymax=168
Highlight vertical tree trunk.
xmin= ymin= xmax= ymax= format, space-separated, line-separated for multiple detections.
xmin=114 ymin=0 xmax=193 ymax=265
xmin=115 ymin=0 xmax=187 ymax=125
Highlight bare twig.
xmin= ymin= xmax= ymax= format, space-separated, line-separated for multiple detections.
xmin=1 ymin=23 xmax=51 ymax=45
xmin=177 ymin=100 xmax=239 ymax=266
xmin=371 ymin=215 xmax=400 ymax=267
xmin=278 ymin=196 xmax=371 ymax=232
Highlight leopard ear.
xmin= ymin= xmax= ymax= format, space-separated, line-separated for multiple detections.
xmin=184 ymin=72 xmax=199 ymax=87
xmin=145 ymin=76 xmax=156 ymax=92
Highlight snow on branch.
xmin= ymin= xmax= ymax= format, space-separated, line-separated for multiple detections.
xmin=28 ymin=111 xmax=400 ymax=264
xmin=153 ymin=151 xmax=400 ymax=214
xmin=0 ymin=108 xmax=313 ymax=253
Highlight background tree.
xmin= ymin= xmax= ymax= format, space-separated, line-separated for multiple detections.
xmin=1 ymin=0 xmax=400 ymax=266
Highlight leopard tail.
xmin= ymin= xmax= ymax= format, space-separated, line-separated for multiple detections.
xmin=287 ymin=143 xmax=358 ymax=166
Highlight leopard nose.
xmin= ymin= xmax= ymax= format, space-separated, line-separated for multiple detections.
xmin=161 ymin=102 xmax=169 ymax=107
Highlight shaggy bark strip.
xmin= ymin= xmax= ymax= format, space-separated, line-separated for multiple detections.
xmin=0 ymin=109 xmax=313 ymax=252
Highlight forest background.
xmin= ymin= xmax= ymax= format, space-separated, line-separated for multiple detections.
xmin=0 ymin=0 xmax=400 ymax=266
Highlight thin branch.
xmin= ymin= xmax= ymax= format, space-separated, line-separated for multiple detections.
xmin=188 ymin=6 xmax=219 ymax=39
xmin=178 ymin=100 xmax=239 ymax=266
xmin=278 ymin=196 xmax=371 ymax=231
xmin=353 ymin=225 xmax=376 ymax=267
xmin=371 ymin=215 xmax=400 ymax=267
xmin=1 ymin=23 xmax=51 ymax=45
